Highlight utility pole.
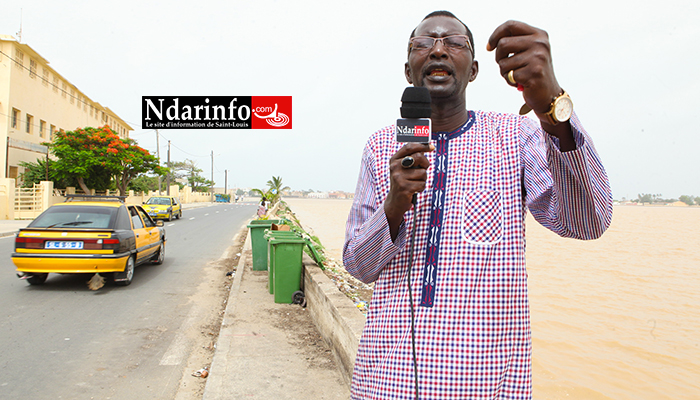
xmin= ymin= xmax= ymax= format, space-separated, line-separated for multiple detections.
xmin=155 ymin=129 xmax=161 ymax=195
xmin=225 ymin=169 xmax=228 ymax=199
xmin=210 ymin=151 xmax=214 ymax=202
xmin=167 ymin=141 xmax=171 ymax=195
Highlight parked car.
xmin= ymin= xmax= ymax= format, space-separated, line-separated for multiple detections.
xmin=142 ymin=196 xmax=182 ymax=221
xmin=12 ymin=195 xmax=166 ymax=287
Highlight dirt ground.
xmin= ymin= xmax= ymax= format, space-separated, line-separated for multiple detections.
xmin=172 ymin=230 xmax=246 ymax=399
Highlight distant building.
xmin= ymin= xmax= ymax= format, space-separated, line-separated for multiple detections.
xmin=329 ymin=191 xmax=347 ymax=199
xmin=307 ymin=191 xmax=328 ymax=199
xmin=0 ymin=35 xmax=132 ymax=182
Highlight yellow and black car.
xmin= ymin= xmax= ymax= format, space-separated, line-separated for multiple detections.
xmin=142 ymin=196 xmax=182 ymax=221
xmin=12 ymin=196 xmax=166 ymax=287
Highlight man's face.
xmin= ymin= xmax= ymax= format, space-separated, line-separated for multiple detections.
xmin=405 ymin=16 xmax=478 ymax=102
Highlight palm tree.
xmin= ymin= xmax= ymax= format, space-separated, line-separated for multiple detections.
xmin=251 ymin=176 xmax=291 ymax=206
xmin=266 ymin=176 xmax=290 ymax=204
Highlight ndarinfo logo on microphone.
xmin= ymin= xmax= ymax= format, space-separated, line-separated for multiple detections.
xmin=142 ymin=96 xmax=292 ymax=129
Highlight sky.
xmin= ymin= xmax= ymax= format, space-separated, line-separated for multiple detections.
xmin=2 ymin=0 xmax=699 ymax=199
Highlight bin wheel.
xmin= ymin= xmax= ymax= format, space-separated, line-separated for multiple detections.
xmin=292 ymin=291 xmax=306 ymax=307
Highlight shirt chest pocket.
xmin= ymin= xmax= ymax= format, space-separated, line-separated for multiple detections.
xmin=463 ymin=190 xmax=503 ymax=245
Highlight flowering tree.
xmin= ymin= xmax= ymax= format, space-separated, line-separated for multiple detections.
xmin=47 ymin=126 xmax=165 ymax=196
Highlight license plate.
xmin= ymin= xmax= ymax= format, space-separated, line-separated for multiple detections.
xmin=45 ymin=241 xmax=84 ymax=249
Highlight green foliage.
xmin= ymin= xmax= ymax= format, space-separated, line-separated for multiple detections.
xmin=679 ymin=195 xmax=695 ymax=206
xmin=129 ymin=175 xmax=161 ymax=193
xmin=46 ymin=126 xmax=165 ymax=195
xmin=252 ymin=176 xmax=291 ymax=205
xmin=168 ymin=159 xmax=214 ymax=192
xmin=18 ymin=158 xmax=57 ymax=188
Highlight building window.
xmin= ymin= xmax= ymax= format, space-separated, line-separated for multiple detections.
xmin=50 ymin=124 xmax=56 ymax=141
xmin=26 ymin=114 xmax=33 ymax=134
xmin=29 ymin=59 xmax=37 ymax=79
xmin=77 ymin=95 xmax=81 ymax=108
xmin=62 ymin=82 xmax=67 ymax=98
xmin=70 ymin=89 xmax=74 ymax=104
xmin=42 ymin=68 xmax=49 ymax=86
xmin=53 ymin=76 xmax=59 ymax=92
xmin=39 ymin=120 xmax=46 ymax=138
xmin=14 ymin=48 xmax=24 ymax=69
xmin=11 ymin=108 xmax=20 ymax=129
xmin=9 ymin=166 xmax=19 ymax=180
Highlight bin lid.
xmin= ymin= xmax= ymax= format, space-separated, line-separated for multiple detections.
xmin=304 ymin=238 xmax=326 ymax=268
xmin=268 ymin=236 xmax=307 ymax=244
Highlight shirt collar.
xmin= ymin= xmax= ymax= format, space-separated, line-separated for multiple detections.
xmin=431 ymin=110 xmax=475 ymax=141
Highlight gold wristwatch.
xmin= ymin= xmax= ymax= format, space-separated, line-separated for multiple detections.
xmin=539 ymin=90 xmax=573 ymax=125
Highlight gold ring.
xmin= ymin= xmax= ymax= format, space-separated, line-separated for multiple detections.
xmin=507 ymin=70 xmax=516 ymax=85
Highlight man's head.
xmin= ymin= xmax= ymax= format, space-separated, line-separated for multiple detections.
xmin=405 ymin=11 xmax=479 ymax=103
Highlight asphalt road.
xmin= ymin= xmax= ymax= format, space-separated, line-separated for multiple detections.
xmin=0 ymin=202 xmax=257 ymax=399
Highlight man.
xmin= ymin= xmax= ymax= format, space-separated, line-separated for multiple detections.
xmin=343 ymin=11 xmax=612 ymax=400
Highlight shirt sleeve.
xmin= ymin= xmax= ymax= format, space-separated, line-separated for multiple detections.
xmin=521 ymin=112 xmax=613 ymax=240
xmin=343 ymin=143 xmax=407 ymax=283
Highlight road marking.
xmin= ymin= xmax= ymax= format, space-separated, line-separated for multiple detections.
xmin=204 ymin=213 xmax=209 ymax=216
xmin=189 ymin=217 xmax=195 ymax=220
xmin=160 ymin=305 xmax=200 ymax=366
xmin=167 ymin=223 xmax=175 ymax=227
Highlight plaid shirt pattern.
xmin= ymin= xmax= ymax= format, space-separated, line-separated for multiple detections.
xmin=344 ymin=110 xmax=612 ymax=399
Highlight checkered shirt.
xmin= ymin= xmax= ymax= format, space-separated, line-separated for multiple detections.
xmin=343 ymin=110 xmax=612 ymax=399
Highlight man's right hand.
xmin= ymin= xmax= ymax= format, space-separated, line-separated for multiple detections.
xmin=384 ymin=143 xmax=435 ymax=240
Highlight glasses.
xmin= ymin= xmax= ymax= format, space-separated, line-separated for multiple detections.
xmin=409 ymin=35 xmax=473 ymax=55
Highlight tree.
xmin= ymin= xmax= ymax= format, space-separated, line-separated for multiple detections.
xmin=265 ymin=176 xmax=290 ymax=204
xmin=128 ymin=175 xmax=160 ymax=193
xmin=169 ymin=159 xmax=214 ymax=192
xmin=637 ymin=193 xmax=653 ymax=204
xmin=679 ymin=195 xmax=695 ymax=206
xmin=18 ymin=158 xmax=111 ymax=190
xmin=47 ymin=126 xmax=165 ymax=195
xmin=18 ymin=158 xmax=56 ymax=188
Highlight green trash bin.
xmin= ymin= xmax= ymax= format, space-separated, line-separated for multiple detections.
xmin=268 ymin=236 xmax=307 ymax=304
xmin=246 ymin=219 xmax=281 ymax=271
xmin=264 ymin=230 xmax=301 ymax=294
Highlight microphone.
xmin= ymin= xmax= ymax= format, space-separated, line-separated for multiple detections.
xmin=396 ymin=86 xmax=432 ymax=143
xmin=395 ymin=86 xmax=431 ymax=399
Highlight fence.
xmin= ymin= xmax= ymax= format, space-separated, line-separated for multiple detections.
xmin=0 ymin=181 xmax=223 ymax=220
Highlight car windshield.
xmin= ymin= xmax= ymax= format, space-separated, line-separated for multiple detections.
xmin=146 ymin=197 xmax=171 ymax=205
xmin=30 ymin=206 xmax=118 ymax=229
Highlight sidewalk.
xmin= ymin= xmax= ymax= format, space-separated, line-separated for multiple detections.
xmin=203 ymin=233 xmax=350 ymax=399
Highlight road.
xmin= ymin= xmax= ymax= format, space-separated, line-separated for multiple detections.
xmin=0 ymin=202 xmax=256 ymax=399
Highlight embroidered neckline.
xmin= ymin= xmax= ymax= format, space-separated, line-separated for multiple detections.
xmin=430 ymin=110 xmax=475 ymax=141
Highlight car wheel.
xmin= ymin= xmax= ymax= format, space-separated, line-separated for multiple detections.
xmin=27 ymin=273 xmax=48 ymax=285
xmin=176 ymin=210 xmax=182 ymax=219
xmin=167 ymin=212 xmax=173 ymax=222
xmin=115 ymin=256 xmax=135 ymax=286
xmin=152 ymin=242 xmax=165 ymax=265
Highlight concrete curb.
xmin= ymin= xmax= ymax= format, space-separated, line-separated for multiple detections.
xmin=202 ymin=225 xmax=250 ymax=399
xmin=303 ymin=257 xmax=365 ymax=387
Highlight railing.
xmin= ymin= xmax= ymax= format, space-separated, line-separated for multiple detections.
xmin=14 ymin=184 xmax=43 ymax=219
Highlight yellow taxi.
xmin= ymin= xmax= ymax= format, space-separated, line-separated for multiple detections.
xmin=142 ymin=196 xmax=182 ymax=221
xmin=12 ymin=195 xmax=166 ymax=287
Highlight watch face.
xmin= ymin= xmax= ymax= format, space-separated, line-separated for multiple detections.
xmin=554 ymin=96 xmax=573 ymax=122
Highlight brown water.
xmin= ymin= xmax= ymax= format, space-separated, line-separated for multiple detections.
xmin=528 ymin=206 xmax=700 ymax=399
xmin=286 ymin=199 xmax=700 ymax=399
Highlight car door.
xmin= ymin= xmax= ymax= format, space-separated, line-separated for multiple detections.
xmin=129 ymin=205 xmax=159 ymax=263
xmin=136 ymin=205 xmax=161 ymax=260
xmin=172 ymin=197 xmax=180 ymax=215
